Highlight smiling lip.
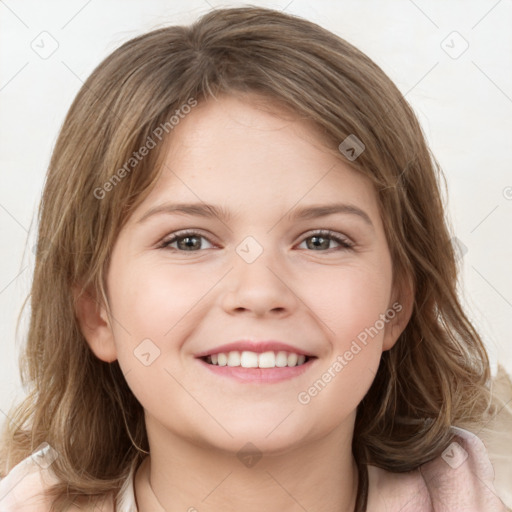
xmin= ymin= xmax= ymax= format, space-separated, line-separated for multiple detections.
xmin=194 ymin=340 xmax=316 ymax=358
xmin=197 ymin=357 xmax=317 ymax=383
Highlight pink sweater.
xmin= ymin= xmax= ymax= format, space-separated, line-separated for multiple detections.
xmin=0 ymin=427 xmax=508 ymax=511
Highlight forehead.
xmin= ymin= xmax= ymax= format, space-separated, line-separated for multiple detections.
xmin=131 ymin=93 xmax=381 ymax=227
xmin=172 ymin=92 xmax=331 ymax=154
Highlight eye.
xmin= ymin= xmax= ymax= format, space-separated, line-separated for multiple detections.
xmin=159 ymin=230 xmax=215 ymax=252
xmin=159 ymin=229 xmax=354 ymax=253
xmin=297 ymin=230 xmax=354 ymax=251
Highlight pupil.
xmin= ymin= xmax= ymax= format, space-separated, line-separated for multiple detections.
xmin=309 ymin=235 xmax=328 ymax=250
xmin=180 ymin=236 xmax=200 ymax=250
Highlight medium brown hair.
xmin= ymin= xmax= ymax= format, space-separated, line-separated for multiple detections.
xmin=0 ymin=6 xmax=493 ymax=511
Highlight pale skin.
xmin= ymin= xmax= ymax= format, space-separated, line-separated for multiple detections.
xmin=76 ymin=93 xmax=413 ymax=511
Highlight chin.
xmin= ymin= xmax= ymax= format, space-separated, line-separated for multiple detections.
xmin=207 ymin=422 xmax=309 ymax=453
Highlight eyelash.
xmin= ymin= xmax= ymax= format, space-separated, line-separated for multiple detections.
xmin=159 ymin=229 xmax=354 ymax=253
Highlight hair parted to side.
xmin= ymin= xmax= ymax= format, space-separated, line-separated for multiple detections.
xmin=0 ymin=6 xmax=494 ymax=512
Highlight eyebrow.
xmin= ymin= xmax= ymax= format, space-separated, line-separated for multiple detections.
xmin=136 ymin=202 xmax=374 ymax=228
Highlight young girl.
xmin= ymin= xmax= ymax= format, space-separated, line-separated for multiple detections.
xmin=0 ymin=6 xmax=509 ymax=512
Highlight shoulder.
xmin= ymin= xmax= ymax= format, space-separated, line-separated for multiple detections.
xmin=366 ymin=427 xmax=509 ymax=512
xmin=0 ymin=445 xmax=60 ymax=512
xmin=418 ymin=427 xmax=509 ymax=510
xmin=0 ymin=445 xmax=114 ymax=512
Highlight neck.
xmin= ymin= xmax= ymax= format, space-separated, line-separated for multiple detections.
xmin=135 ymin=413 xmax=359 ymax=512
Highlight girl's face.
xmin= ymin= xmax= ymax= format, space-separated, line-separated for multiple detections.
xmin=85 ymin=94 xmax=410 ymax=454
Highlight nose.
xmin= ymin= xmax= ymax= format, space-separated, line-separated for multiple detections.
xmin=221 ymin=246 xmax=298 ymax=318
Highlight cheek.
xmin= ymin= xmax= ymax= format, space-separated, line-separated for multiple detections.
xmin=108 ymin=261 xmax=214 ymax=381
xmin=307 ymin=261 xmax=393 ymax=343
xmin=295 ymin=262 xmax=393 ymax=415
xmin=106 ymin=264 xmax=194 ymax=411
xmin=109 ymin=260 xmax=207 ymax=336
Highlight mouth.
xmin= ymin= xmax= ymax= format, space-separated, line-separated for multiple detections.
xmin=199 ymin=350 xmax=316 ymax=368
xmin=196 ymin=350 xmax=318 ymax=383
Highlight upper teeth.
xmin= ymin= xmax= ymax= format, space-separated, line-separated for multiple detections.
xmin=206 ymin=351 xmax=308 ymax=368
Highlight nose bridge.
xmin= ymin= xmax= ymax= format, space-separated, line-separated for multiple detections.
xmin=221 ymin=234 xmax=296 ymax=315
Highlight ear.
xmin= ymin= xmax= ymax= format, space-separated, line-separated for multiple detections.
xmin=73 ymin=282 xmax=118 ymax=363
xmin=382 ymin=273 xmax=414 ymax=351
